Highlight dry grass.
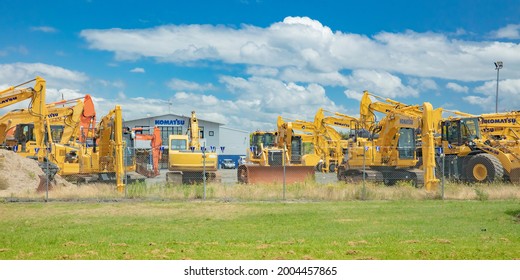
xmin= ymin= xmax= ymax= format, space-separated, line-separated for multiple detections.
xmin=5 ymin=183 xmax=122 ymax=200
xmin=0 ymin=177 xmax=7 ymax=191
xmin=0 ymin=157 xmax=6 ymax=190
xmin=442 ymin=181 xmax=520 ymax=200
xmin=4 ymin=178 xmax=520 ymax=201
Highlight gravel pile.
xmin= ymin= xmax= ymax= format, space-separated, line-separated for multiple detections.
xmin=0 ymin=149 xmax=73 ymax=196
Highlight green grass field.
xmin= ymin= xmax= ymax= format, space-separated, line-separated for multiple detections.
xmin=0 ymin=200 xmax=519 ymax=260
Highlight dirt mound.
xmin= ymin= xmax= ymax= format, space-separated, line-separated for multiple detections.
xmin=0 ymin=149 xmax=73 ymax=197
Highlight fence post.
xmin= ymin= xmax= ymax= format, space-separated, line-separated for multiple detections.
xmin=203 ymin=148 xmax=206 ymax=200
xmin=124 ymin=147 xmax=128 ymax=198
xmin=283 ymin=144 xmax=286 ymax=201
xmin=362 ymin=145 xmax=366 ymax=200
xmin=45 ymin=144 xmax=49 ymax=202
xmin=441 ymin=153 xmax=445 ymax=200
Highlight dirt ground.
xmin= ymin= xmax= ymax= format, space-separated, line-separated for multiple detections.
xmin=0 ymin=149 xmax=72 ymax=197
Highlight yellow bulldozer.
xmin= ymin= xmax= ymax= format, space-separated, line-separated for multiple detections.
xmin=237 ymin=122 xmax=315 ymax=184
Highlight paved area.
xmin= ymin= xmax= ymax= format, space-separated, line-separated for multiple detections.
xmin=144 ymin=168 xmax=338 ymax=185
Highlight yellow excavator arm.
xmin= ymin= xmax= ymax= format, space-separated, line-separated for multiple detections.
xmin=0 ymin=77 xmax=51 ymax=160
xmin=0 ymin=95 xmax=95 ymax=145
xmin=421 ymin=102 xmax=440 ymax=191
xmin=188 ymin=111 xmax=201 ymax=150
xmin=95 ymin=105 xmax=124 ymax=191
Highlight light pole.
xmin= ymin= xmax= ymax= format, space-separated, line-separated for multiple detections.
xmin=494 ymin=61 xmax=503 ymax=113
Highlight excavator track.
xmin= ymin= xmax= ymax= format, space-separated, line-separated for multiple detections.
xmin=338 ymin=168 xmax=424 ymax=187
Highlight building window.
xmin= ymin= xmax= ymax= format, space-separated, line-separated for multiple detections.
xmin=209 ymin=131 xmax=214 ymax=137
xmin=160 ymin=126 xmax=183 ymax=145
xmin=199 ymin=126 xmax=204 ymax=139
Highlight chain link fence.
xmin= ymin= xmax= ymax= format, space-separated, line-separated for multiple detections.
xmin=2 ymin=145 xmax=519 ymax=201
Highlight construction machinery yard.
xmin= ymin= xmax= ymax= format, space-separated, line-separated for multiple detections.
xmin=2 ymin=76 xmax=520 ymax=199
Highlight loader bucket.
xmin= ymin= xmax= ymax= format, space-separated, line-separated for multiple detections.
xmin=237 ymin=165 xmax=315 ymax=184
xmin=509 ymin=168 xmax=520 ymax=184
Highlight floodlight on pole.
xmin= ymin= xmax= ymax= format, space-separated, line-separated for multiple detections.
xmin=494 ymin=61 xmax=503 ymax=113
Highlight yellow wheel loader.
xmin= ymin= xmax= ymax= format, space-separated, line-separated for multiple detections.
xmin=438 ymin=116 xmax=520 ymax=183
xmin=362 ymin=90 xmax=520 ymax=184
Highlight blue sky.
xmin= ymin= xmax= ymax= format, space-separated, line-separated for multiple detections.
xmin=1 ymin=0 xmax=520 ymax=130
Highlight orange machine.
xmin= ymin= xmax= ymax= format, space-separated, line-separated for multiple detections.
xmin=132 ymin=127 xmax=162 ymax=177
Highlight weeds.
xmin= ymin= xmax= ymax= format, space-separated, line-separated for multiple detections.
xmin=474 ymin=188 xmax=489 ymax=201
xmin=3 ymin=178 xmax=520 ymax=201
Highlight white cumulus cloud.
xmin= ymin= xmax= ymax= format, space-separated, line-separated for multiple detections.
xmin=464 ymin=79 xmax=520 ymax=112
xmin=490 ymin=24 xmax=520 ymax=39
xmin=446 ymin=82 xmax=469 ymax=93
xmin=0 ymin=63 xmax=88 ymax=88
xmin=167 ymin=78 xmax=215 ymax=92
xmin=80 ymin=17 xmax=520 ymax=82
xmin=343 ymin=70 xmax=418 ymax=100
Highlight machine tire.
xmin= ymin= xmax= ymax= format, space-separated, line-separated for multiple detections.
xmin=316 ymin=162 xmax=324 ymax=172
xmin=415 ymin=157 xmax=423 ymax=169
xmin=465 ymin=153 xmax=504 ymax=183
xmin=383 ymin=178 xmax=396 ymax=186
xmin=329 ymin=163 xmax=336 ymax=173
xmin=237 ymin=165 xmax=248 ymax=184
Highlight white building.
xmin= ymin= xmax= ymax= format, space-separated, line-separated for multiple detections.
xmin=123 ymin=114 xmax=248 ymax=168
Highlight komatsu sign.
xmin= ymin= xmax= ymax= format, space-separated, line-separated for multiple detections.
xmin=154 ymin=119 xmax=185 ymax=126
xmin=481 ymin=118 xmax=517 ymax=124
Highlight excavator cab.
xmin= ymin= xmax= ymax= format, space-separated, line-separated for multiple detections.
xmin=250 ymin=131 xmax=276 ymax=160
xmin=397 ymin=127 xmax=416 ymax=160
xmin=290 ymin=135 xmax=304 ymax=164
xmin=441 ymin=117 xmax=481 ymax=146
xmin=122 ymin=128 xmax=136 ymax=171
xmin=49 ymin=125 xmax=65 ymax=143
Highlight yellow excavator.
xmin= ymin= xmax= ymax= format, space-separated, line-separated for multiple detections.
xmin=279 ymin=104 xmax=373 ymax=174
xmin=310 ymin=108 xmax=364 ymax=173
xmin=1 ymin=77 xmax=128 ymax=191
xmin=337 ymin=98 xmax=439 ymax=191
xmin=94 ymin=105 xmax=125 ymax=191
xmin=46 ymin=94 xmax=96 ymax=144
xmin=166 ymin=110 xmax=219 ymax=184
xmin=276 ymin=116 xmax=320 ymax=168
xmin=0 ymin=77 xmax=58 ymax=186
xmin=0 ymin=77 xmax=51 ymax=158
xmin=0 ymin=94 xmax=96 ymax=146
xmin=279 ymin=114 xmax=346 ymax=173
xmin=361 ymin=90 xmax=520 ymax=184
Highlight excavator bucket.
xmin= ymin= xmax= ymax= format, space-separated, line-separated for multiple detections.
xmin=237 ymin=165 xmax=315 ymax=184
xmin=509 ymin=168 xmax=520 ymax=184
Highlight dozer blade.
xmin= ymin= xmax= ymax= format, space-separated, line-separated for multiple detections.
xmin=237 ymin=165 xmax=315 ymax=184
